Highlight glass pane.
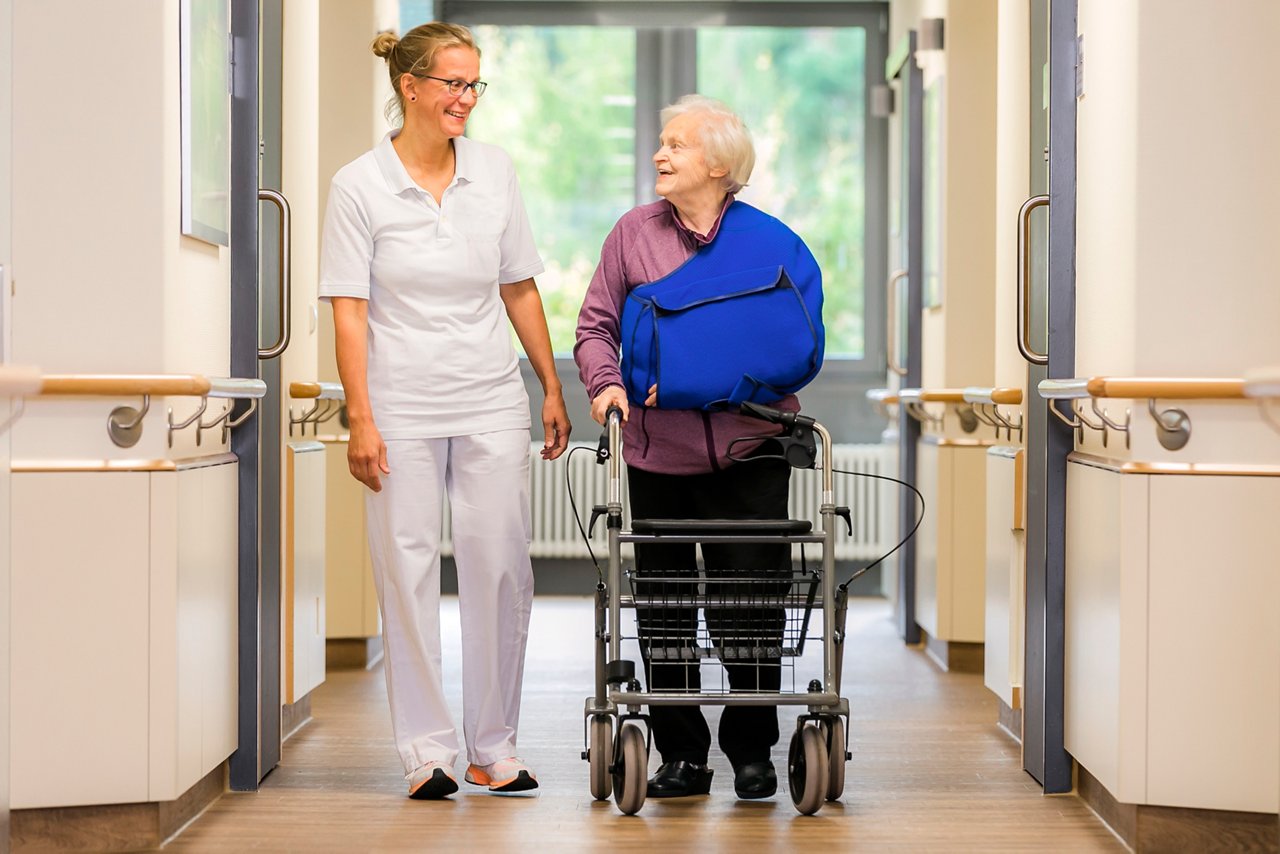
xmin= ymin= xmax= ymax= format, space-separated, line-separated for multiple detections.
xmin=698 ymin=27 xmax=867 ymax=358
xmin=467 ymin=26 xmax=636 ymax=355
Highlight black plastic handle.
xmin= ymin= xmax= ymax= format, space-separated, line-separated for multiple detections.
xmin=740 ymin=400 xmax=796 ymax=428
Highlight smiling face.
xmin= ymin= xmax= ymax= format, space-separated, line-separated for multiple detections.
xmin=402 ymin=45 xmax=481 ymax=139
xmin=653 ymin=112 xmax=728 ymax=206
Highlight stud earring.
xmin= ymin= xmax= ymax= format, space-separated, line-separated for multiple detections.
xmin=410 ymin=96 xmax=416 ymax=101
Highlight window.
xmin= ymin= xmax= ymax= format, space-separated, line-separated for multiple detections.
xmin=401 ymin=3 xmax=886 ymax=369
xmin=465 ymin=27 xmax=635 ymax=353
xmin=699 ymin=27 xmax=868 ymax=357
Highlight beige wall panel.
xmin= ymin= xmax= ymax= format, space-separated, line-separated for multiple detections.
xmin=1146 ymin=476 xmax=1280 ymax=813
xmin=11 ymin=473 xmax=151 ymax=808
xmin=325 ymin=442 xmax=379 ymax=638
xmin=289 ymin=444 xmax=327 ymax=701
xmin=992 ymin=0 xmax=1030 ymax=390
xmin=148 ymin=474 xmax=184 ymax=801
xmin=175 ymin=470 xmax=206 ymax=793
xmin=1074 ymin=0 xmax=1138 ymax=379
xmin=983 ymin=450 xmax=1016 ymax=704
xmin=2 ymin=0 xmax=15 ymax=830
xmin=201 ymin=462 xmax=239 ymax=770
xmin=914 ymin=440 xmax=940 ymax=637
xmin=1064 ymin=463 xmax=1138 ymax=802
xmin=947 ymin=446 xmax=987 ymax=641
xmin=1134 ymin=1 xmax=1280 ymax=379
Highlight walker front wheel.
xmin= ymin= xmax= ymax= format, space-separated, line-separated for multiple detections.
xmin=613 ymin=723 xmax=648 ymax=816
xmin=788 ymin=723 xmax=828 ymax=816
xmin=588 ymin=716 xmax=613 ymax=801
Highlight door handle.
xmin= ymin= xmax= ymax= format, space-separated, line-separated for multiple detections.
xmin=1016 ymin=194 xmax=1050 ymax=366
xmin=258 ymin=188 xmax=292 ymax=360
xmin=886 ymin=269 xmax=908 ymax=377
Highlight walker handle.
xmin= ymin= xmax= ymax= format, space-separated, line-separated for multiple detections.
xmin=740 ymin=401 xmax=796 ymax=429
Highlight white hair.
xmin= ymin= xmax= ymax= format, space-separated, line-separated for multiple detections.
xmin=660 ymin=94 xmax=756 ymax=194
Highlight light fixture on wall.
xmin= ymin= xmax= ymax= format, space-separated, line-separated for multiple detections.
xmin=918 ymin=18 xmax=945 ymax=52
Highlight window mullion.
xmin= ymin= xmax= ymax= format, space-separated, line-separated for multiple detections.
xmin=634 ymin=29 xmax=696 ymax=208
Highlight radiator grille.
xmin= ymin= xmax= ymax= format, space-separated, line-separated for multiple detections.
xmin=441 ymin=443 xmax=893 ymax=562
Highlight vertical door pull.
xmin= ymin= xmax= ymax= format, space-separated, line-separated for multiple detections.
xmin=258 ymin=188 xmax=292 ymax=360
xmin=1017 ymin=195 xmax=1050 ymax=366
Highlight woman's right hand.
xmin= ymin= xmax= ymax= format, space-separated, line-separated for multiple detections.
xmin=590 ymin=385 xmax=630 ymax=426
xmin=347 ymin=416 xmax=390 ymax=492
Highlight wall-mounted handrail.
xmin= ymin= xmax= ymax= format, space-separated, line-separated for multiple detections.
xmin=289 ymin=381 xmax=345 ymax=400
xmin=16 ymin=372 xmax=260 ymax=449
xmin=289 ymin=380 xmax=345 ymax=436
xmin=0 ymin=366 xmax=43 ymax=396
xmin=918 ymin=389 xmax=968 ymax=403
xmin=1244 ymin=367 xmax=1280 ymax=435
xmin=1039 ymin=376 xmax=1248 ymax=452
xmin=258 ymin=188 xmax=293 ymax=360
xmin=0 ymin=366 xmax=42 ymax=436
xmin=1016 ymin=194 xmax=1050 ymax=366
xmin=886 ymin=269 xmax=909 ymax=377
xmin=39 ymin=374 xmax=212 ymax=397
xmin=865 ymin=388 xmax=900 ymax=420
xmin=962 ymin=387 xmax=1023 ymax=406
xmin=1084 ymin=377 xmax=1245 ymax=400
xmin=962 ymin=387 xmax=1024 ymax=442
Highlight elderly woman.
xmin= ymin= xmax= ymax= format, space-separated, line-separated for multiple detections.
xmin=574 ymin=95 xmax=822 ymax=800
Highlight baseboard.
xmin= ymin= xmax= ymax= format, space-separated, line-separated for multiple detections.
xmin=11 ymin=762 xmax=226 ymax=852
xmin=921 ymin=629 xmax=984 ymax=673
xmin=282 ymin=693 xmax=313 ymax=743
xmin=326 ymin=636 xmax=384 ymax=670
xmin=996 ymin=691 xmax=1023 ymax=744
xmin=1077 ymin=762 xmax=1279 ymax=853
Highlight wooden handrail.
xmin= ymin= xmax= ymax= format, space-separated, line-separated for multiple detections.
xmin=898 ymin=388 xmax=923 ymax=403
xmin=289 ymin=381 xmax=345 ymax=401
xmin=39 ymin=374 xmax=212 ymax=397
xmin=0 ymin=366 xmax=42 ymax=396
xmin=1085 ymin=377 xmax=1245 ymax=400
xmin=963 ymin=387 xmax=1023 ymax=406
xmin=919 ymin=389 xmax=968 ymax=403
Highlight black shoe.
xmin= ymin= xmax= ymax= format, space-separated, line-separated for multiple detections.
xmin=733 ymin=760 xmax=777 ymax=799
xmin=647 ymin=761 xmax=714 ymax=798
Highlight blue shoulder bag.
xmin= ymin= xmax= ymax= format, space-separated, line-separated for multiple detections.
xmin=620 ymin=201 xmax=824 ymax=411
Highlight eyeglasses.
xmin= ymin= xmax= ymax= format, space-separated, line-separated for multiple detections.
xmin=414 ymin=74 xmax=487 ymax=98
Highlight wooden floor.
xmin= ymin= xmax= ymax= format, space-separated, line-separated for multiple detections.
xmin=169 ymin=597 xmax=1124 ymax=852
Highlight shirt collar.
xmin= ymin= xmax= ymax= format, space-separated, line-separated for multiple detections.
xmin=668 ymin=193 xmax=735 ymax=246
xmin=373 ymin=128 xmax=476 ymax=196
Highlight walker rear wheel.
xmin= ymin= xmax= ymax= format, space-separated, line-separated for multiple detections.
xmin=825 ymin=717 xmax=847 ymax=801
xmin=588 ymin=716 xmax=613 ymax=800
xmin=788 ymin=723 xmax=828 ymax=816
xmin=613 ymin=723 xmax=648 ymax=815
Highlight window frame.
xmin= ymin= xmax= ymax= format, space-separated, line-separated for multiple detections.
xmin=440 ymin=0 xmax=890 ymax=376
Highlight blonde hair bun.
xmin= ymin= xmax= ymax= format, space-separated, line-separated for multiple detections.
xmin=371 ymin=30 xmax=399 ymax=60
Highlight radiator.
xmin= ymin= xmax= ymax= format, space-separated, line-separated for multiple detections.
xmin=441 ymin=443 xmax=894 ymax=562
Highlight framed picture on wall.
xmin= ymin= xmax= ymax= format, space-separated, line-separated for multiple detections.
xmin=181 ymin=0 xmax=231 ymax=246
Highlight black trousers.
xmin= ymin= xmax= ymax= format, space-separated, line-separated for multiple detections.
xmin=627 ymin=453 xmax=791 ymax=768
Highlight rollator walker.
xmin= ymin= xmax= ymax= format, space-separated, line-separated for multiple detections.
xmin=582 ymin=403 xmax=852 ymax=816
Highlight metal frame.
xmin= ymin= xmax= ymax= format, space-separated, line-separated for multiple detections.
xmin=888 ymin=30 xmax=922 ymax=644
xmin=1022 ymin=0 xmax=1077 ymax=794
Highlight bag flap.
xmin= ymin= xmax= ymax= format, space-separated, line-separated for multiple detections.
xmin=649 ymin=265 xmax=787 ymax=312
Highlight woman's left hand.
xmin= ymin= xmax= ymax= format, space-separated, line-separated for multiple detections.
xmin=541 ymin=389 xmax=571 ymax=460
xmin=645 ymin=384 xmax=658 ymax=407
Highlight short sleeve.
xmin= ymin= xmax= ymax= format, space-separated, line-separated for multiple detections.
xmin=318 ymin=182 xmax=373 ymax=302
xmin=497 ymin=165 xmax=545 ymax=284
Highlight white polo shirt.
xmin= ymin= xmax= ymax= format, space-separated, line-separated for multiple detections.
xmin=320 ymin=131 xmax=544 ymax=439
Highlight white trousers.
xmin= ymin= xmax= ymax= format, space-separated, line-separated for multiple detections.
xmin=365 ymin=430 xmax=534 ymax=774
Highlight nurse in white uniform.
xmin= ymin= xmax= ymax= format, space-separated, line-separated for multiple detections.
xmin=319 ymin=22 xmax=570 ymax=800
